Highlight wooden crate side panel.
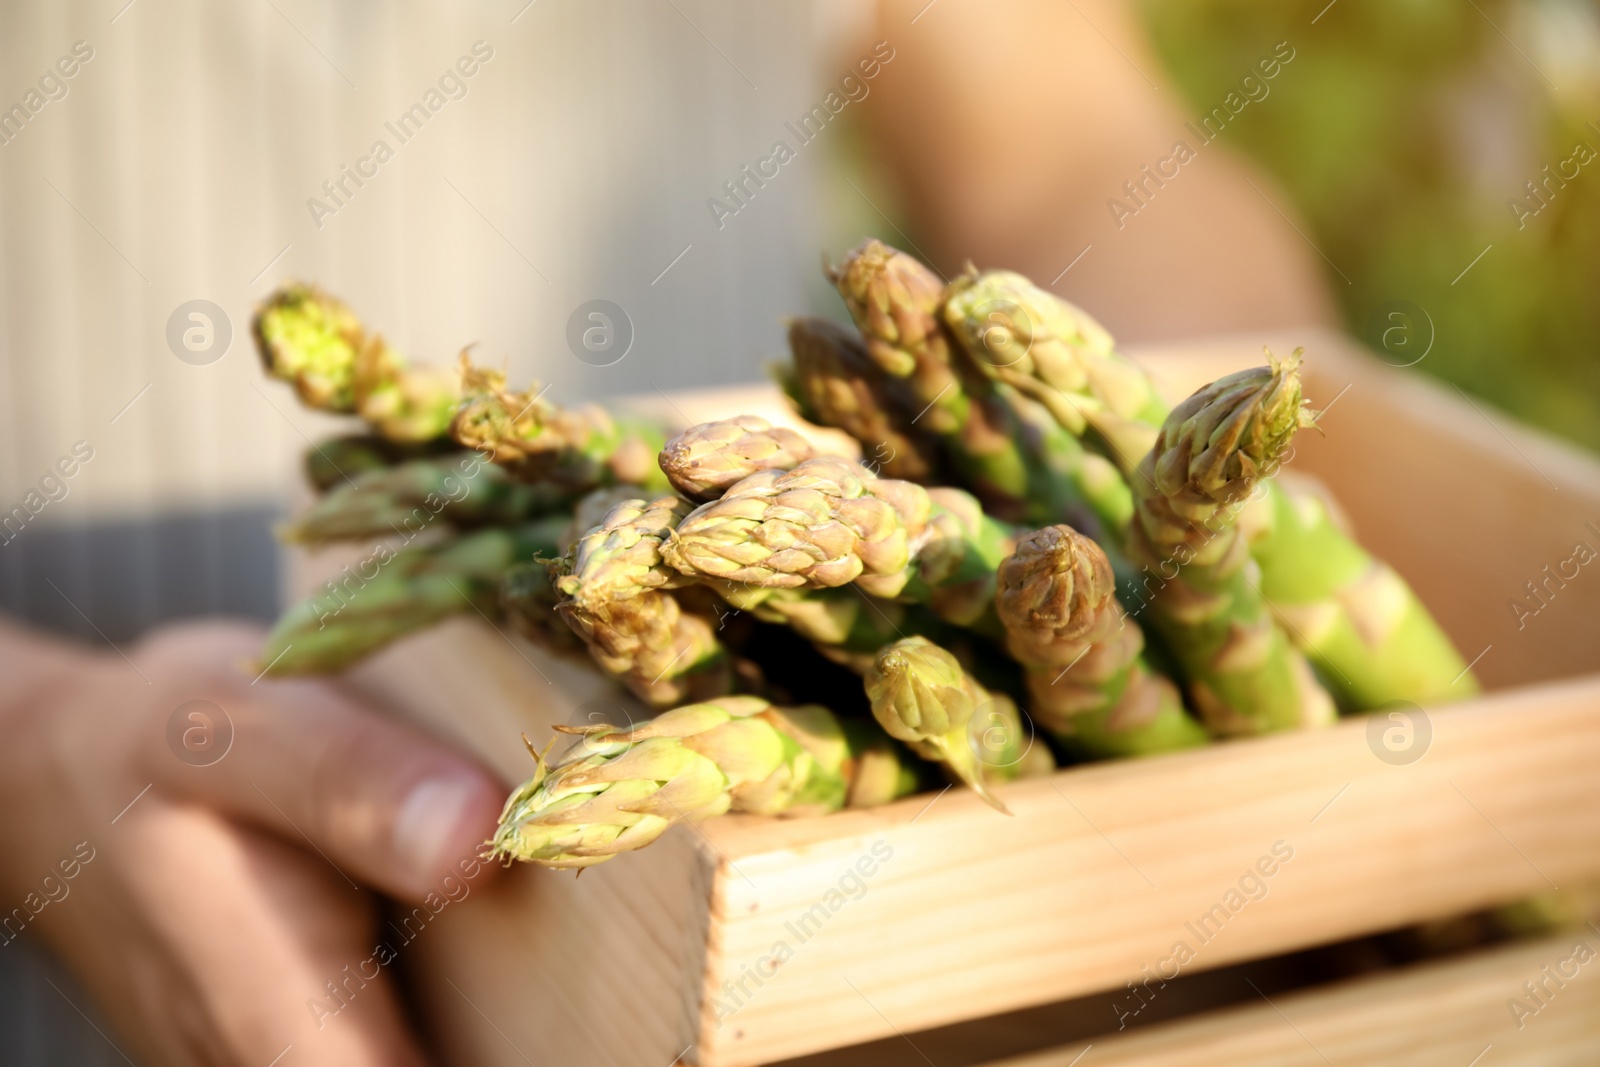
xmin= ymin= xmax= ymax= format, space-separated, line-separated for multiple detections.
xmin=987 ymin=933 xmax=1600 ymax=1066
xmin=409 ymin=831 xmax=714 ymax=1067
xmin=341 ymin=617 xmax=624 ymax=783
xmin=337 ymin=622 xmax=720 ymax=1067
xmin=696 ymin=678 xmax=1600 ymax=1066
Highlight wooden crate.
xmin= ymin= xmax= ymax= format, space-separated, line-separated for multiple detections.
xmin=305 ymin=329 xmax=1600 ymax=1067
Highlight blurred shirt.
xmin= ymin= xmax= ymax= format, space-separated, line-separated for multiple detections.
xmin=0 ymin=0 xmax=865 ymax=637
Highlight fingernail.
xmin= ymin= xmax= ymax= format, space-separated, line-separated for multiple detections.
xmin=393 ymin=775 xmax=479 ymax=885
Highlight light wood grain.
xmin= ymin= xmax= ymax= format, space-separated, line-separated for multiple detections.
xmin=982 ymin=931 xmax=1600 ymax=1066
xmin=290 ymin=332 xmax=1600 ymax=1067
xmin=332 ymin=621 xmax=719 ymax=1067
xmin=692 ymin=674 xmax=1600 ymax=1065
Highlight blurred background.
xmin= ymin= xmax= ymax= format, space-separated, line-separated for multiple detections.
xmin=1 ymin=0 xmax=1595 ymax=1060
xmin=0 ymin=0 xmax=864 ymax=643
xmin=5 ymin=0 xmax=1595 ymax=642
xmin=1138 ymin=0 xmax=1600 ymax=447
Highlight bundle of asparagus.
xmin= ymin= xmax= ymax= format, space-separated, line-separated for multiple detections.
xmin=251 ymin=243 xmax=1478 ymax=872
xmin=940 ymin=266 xmax=1477 ymax=710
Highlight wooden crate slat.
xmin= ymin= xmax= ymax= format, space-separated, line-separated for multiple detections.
xmin=405 ymin=790 xmax=714 ymax=1066
xmin=336 ymin=620 xmax=712 ymax=1067
xmin=695 ymin=677 xmax=1600 ymax=1065
xmin=982 ymin=932 xmax=1600 ymax=1066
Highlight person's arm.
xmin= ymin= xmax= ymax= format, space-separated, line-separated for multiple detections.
xmin=862 ymin=0 xmax=1336 ymax=341
xmin=0 ymin=618 xmax=506 ymax=1066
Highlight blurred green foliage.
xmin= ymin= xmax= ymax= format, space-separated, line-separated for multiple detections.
xmin=1136 ymin=0 xmax=1600 ymax=450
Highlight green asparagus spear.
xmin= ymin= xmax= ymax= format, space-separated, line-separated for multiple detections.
xmin=253 ymin=283 xmax=367 ymax=413
xmin=259 ymin=521 xmax=562 ymax=675
xmin=658 ymin=416 xmax=815 ymax=502
xmin=782 ymin=317 xmax=943 ymax=481
xmin=942 ymin=269 xmax=1165 ymax=472
xmin=712 ymin=584 xmax=919 ymax=673
xmin=864 ymin=636 xmax=1010 ymax=810
xmin=996 ymin=524 xmax=1208 ymax=757
xmin=253 ymin=283 xmax=460 ymax=441
xmin=659 ymin=457 xmax=1015 ymax=633
xmin=1126 ymin=354 xmax=1335 ymax=735
xmin=353 ymin=349 xmax=462 ymax=444
xmin=450 ymin=358 xmax=667 ymax=493
xmin=303 ymin=435 xmax=458 ymax=493
xmin=828 ymin=240 xmax=1103 ymax=527
xmin=828 ymin=239 xmax=969 ymax=435
xmin=971 ymin=695 xmax=1056 ymax=785
xmin=1250 ymin=470 xmax=1480 ymax=707
xmin=661 ymin=457 xmax=925 ymax=590
xmin=489 ymin=695 xmax=921 ymax=869
xmin=560 ymin=485 xmax=653 ymax=554
xmin=283 ymin=454 xmax=572 ymax=544
xmin=553 ymin=495 xmax=732 ymax=709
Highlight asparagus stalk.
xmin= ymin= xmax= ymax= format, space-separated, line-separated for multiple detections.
xmin=489 ymin=695 xmax=922 ymax=869
xmin=1003 ymin=385 xmax=1136 ymax=540
xmin=942 ymin=269 xmax=1165 ymax=473
xmin=864 ymin=636 xmax=1017 ymax=811
xmin=659 ymin=457 xmax=1015 ymax=632
xmin=658 ymin=416 xmax=815 ymax=502
xmin=450 ymin=358 xmax=666 ymax=493
xmin=996 ymin=525 xmax=1208 ymax=757
xmin=355 ymin=357 xmax=462 ymax=444
xmin=828 ymin=240 xmax=1107 ymax=528
xmin=259 ymin=521 xmax=562 ymax=675
xmin=253 ymin=283 xmax=460 ymax=442
xmin=943 ymin=271 xmax=1476 ymax=707
xmin=253 ymin=283 xmax=366 ymax=412
xmin=661 ymin=457 xmax=926 ymax=591
xmin=713 ymin=584 xmax=919 ymax=673
xmin=655 ymin=432 xmax=967 ymax=674
xmin=782 ymin=317 xmax=943 ymax=482
xmin=553 ymin=495 xmax=732 ymax=709
xmin=560 ymin=485 xmax=653 ymax=554
xmin=1251 ymin=471 xmax=1480 ymax=707
xmin=828 ymin=239 xmax=971 ymax=437
xmin=917 ymin=485 xmax=1017 ymax=631
xmin=283 ymin=454 xmax=571 ymax=544
xmin=303 ymin=434 xmax=457 ymax=493
xmin=1126 ymin=354 xmax=1335 ymax=735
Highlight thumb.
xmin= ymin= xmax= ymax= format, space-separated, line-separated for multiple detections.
xmin=139 ymin=627 xmax=506 ymax=902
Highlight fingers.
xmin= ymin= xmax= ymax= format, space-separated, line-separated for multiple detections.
xmin=46 ymin=800 xmax=429 ymax=1067
xmin=134 ymin=622 xmax=505 ymax=904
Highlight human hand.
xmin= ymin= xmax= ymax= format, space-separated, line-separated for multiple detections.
xmin=0 ymin=619 xmax=506 ymax=1066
